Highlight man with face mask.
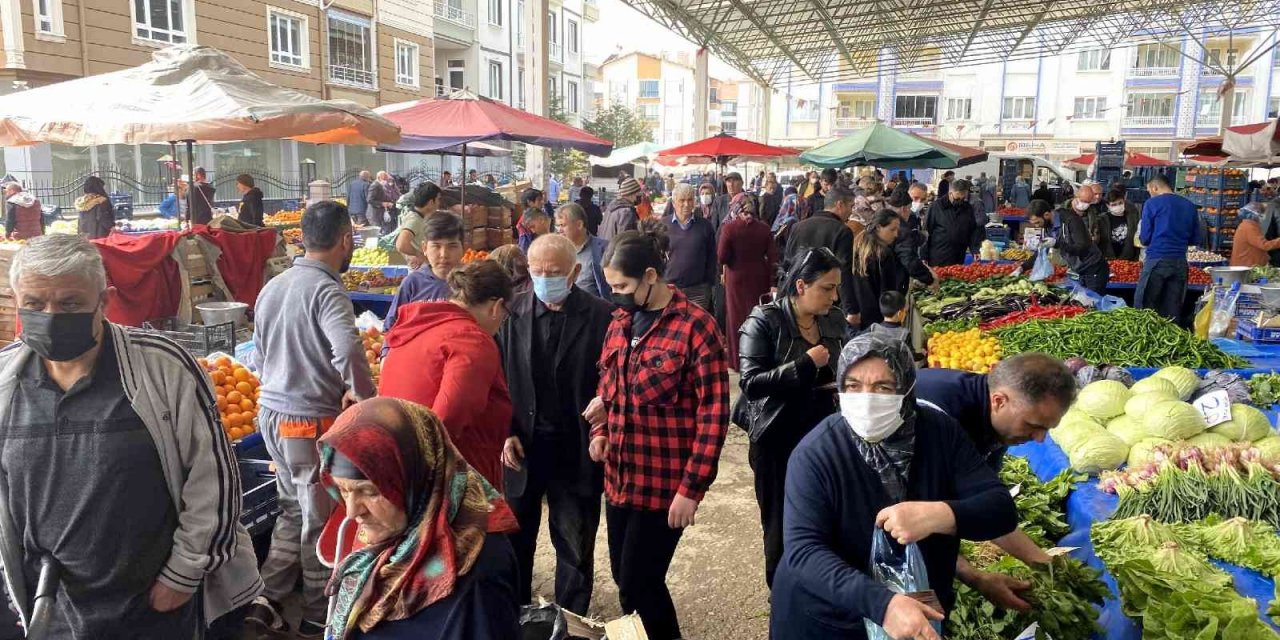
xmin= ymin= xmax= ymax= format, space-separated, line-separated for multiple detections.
xmin=915 ymin=353 xmax=1077 ymax=611
xmin=247 ymin=200 xmax=376 ymax=639
xmin=770 ymin=333 xmax=1018 ymax=640
xmin=497 ymin=233 xmax=614 ymax=615
xmin=0 ymin=234 xmax=261 ymax=638
xmin=887 ymin=186 xmax=936 ymax=293
xmin=922 ymin=179 xmax=983 ymax=267
xmin=1054 ymin=183 xmax=1110 ymax=294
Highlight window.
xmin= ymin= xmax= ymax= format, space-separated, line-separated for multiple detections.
xmin=547 ymin=76 xmax=557 ymax=100
xmin=793 ymin=100 xmax=820 ymax=121
xmin=1073 ymin=96 xmax=1107 ymax=120
xmin=487 ymin=0 xmax=502 ymax=26
xmin=133 ymin=0 xmax=187 ymax=43
xmin=1002 ymin=96 xmax=1036 ymax=120
xmin=1077 ymin=49 xmax=1111 ymax=71
xmin=722 ymin=121 xmax=737 ymax=135
xmin=640 ymin=104 xmax=659 ymax=121
xmin=327 ymin=10 xmax=374 ymax=88
xmin=268 ymin=9 xmax=306 ymax=68
xmin=448 ymin=59 xmax=465 ymax=90
xmin=568 ymin=19 xmax=579 ymax=54
xmin=548 ymin=12 xmax=558 ymax=43
xmin=839 ymin=98 xmax=875 ymax=119
xmin=488 ymin=61 xmax=504 ymax=101
xmin=1126 ymin=92 xmax=1175 ymax=117
xmin=566 ymin=80 xmax=579 ymax=113
xmin=1203 ymin=47 xmax=1239 ymax=70
xmin=639 ymin=80 xmax=659 ymax=98
xmin=1199 ymin=90 xmax=1248 ymax=122
xmin=35 ymin=0 xmax=63 ymax=35
xmin=945 ymin=97 xmax=972 ymax=120
xmin=1132 ymin=43 xmax=1180 ymax=72
xmin=395 ymin=40 xmax=419 ymax=87
xmin=1270 ymin=97 xmax=1280 ymax=119
xmin=721 ymin=100 xmax=737 ymax=117
xmin=894 ymin=95 xmax=937 ymax=122
xmin=709 ymin=87 xmax=719 ymax=103
xmin=517 ymin=68 xmax=526 ymax=107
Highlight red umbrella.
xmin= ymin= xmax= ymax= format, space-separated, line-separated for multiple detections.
xmin=655 ymin=133 xmax=798 ymax=166
xmin=1182 ymin=119 xmax=1280 ymax=161
xmin=1064 ymin=152 xmax=1170 ymax=167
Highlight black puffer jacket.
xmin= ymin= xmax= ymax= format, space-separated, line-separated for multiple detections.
xmin=733 ymin=298 xmax=845 ymax=445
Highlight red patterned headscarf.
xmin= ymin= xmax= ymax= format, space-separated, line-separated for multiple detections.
xmin=317 ymin=398 xmax=517 ymax=638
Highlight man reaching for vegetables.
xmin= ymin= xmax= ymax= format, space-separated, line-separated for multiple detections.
xmin=915 ymin=353 xmax=1078 ymax=612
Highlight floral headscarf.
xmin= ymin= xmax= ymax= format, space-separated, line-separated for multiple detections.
xmin=318 ymin=398 xmax=518 ymax=638
xmin=836 ymin=333 xmax=919 ymax=501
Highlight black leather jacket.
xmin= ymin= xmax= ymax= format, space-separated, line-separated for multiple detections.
xmin=733 ymin=297 xmax=846 ymax=444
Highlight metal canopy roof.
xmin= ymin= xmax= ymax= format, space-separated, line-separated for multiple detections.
xmin=619 ymin=0 xmax=1280 ymax=87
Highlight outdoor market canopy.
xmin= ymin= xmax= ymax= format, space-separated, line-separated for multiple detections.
xmin=800 ymin=122 xmax=987 ymax=169
xmin=1183 ymin=119 xmax=1280 ymax=166
xmin=374 ymin=91 xmax=613 ymax=156
xmin=655 ymin=133 xmax=798 ymax=165
xmin=614 ymin=0 xmax=1280 ymax=86
xmin=590 ymin=141 xmax=666 ymax=167
xmin=0 ymin=45 xmax=400 ymax=147
xmin=1064 ymin=152 xmax=1171 ymax=168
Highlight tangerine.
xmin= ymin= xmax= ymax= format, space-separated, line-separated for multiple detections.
xmin=235 ymin=381 xmax=253 ymax=395
xmin=228 ymin=427 xmax=245 ymax=441
xmin=216 ymin=396 xmax=228 ymax=411
xmin=227 ymin=391 xmax=244 ymax=405
xmin=215 ymin=356 xmax=233 ymax=369
xmin=227 ymin=413 xmax=244 ymax=429
xmin=239 ymin=398 xmax=254 ymax=412
xmin=211 ymin=371 xmax=226 ymax=386
xmin=232 ymin=368 xmax=251 ymax=383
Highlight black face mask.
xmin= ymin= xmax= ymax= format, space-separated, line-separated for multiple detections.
xmin=611 ymin=280 xmax=654 ymax=313
xmin=18 ymin=309 xmax=99 ymax=362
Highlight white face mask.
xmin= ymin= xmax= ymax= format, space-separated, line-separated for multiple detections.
xmin=910 ymin=201 xmax=925 ymax=213
xmin=1073 ymin=199 xmax=1091 ymax=212
xmin=700 ymin=194 xmax=713 ymax=206
xmin=1108 ymin=203 xmax=1126 ymax=215
xmin=840 ymin=392 xmax=906 ymax=443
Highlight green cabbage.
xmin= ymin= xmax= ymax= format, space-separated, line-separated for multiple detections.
xmin=1066 ymin=430 xmax=1129 ymax=473
xmin=1131 ymin=376 xmax=1179 ymax=397
xmin=1128 ymin=437 xmax=1173 ymax=467
xmin=1052 ymin=414 xmax=1106 ymax=452
xmin=1207 ymin=404 xmax=1274 ymax=442
xmin=1152 ymin=366 xmax=1200 ymax=400
xmin=1125 ymin=391 xmax=1179 ymax=420
xmin=1187 ymin=432 xmax=1233 ymax=450
xmin=1076 ymin=380 xmax=1132 ymax=420
xmin=1141 ymin=400 xmax=1208 ymax=441
xmin=1107 ymin=414 xmax=1148 ymax=446
xmin=1254 ymin=436 xmax=1280 ymax=462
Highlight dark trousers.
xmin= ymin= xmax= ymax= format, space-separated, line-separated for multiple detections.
xmin=1135 ymin=258 xmax=1188 ymax=322
xmin=508 ymin=436 xmax=602 ymax=615
xmin=748 ymin=438 xmax=798 ymax=589
xmin=605 ymin=504 xmax=684 ymax=640
xmin=1078 ymin=261 xmax=1110 ymax=295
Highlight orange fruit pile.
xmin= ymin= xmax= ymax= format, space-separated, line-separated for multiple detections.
xmin=197 ymin=355 xmax=261 ymax=442
xmin=362 ymin=327 xmax=384 ymax=382
xmin=461 ymin=249 xmax=489 ymax=264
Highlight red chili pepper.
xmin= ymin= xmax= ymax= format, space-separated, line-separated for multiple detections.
xmin=980 ymin=305 xmax=1086 ymax=331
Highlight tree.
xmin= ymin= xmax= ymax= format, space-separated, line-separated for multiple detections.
xmin=585 ymin=103 xmax=654 ymax=149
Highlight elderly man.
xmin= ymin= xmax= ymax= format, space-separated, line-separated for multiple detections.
xmin=923 ymin=178 xmax=982 ymax=267
xmin=783 ymin=185 xmax=859 ymax=326
xmin=1137 ymin=176 xmax=1203 ymax=322
xmin=0 ymin=235 xmax=261 ymax=637
xmin=498 ymin=234 xmax=614 ymax=615
xmin=366 ymin=170 xmax=399 ymax=234
xmin=667 ymin=183 xmax=719 ymax=310
xmin=347 ymin=170 xmax=372 ymax=225
xmin=770 ymin=334 xmax=1018 ymax=640
xmin=1054 ymin=183 xmax=1110 ymax=294
xmin=886 ymin=187 xmax=935 ymax=291
xmin=4 ymin=182 xmax=44 ymax=240
xmin=247 ymin=201 xmax=376 ymax=639
xmin=555 ymin=203 xmax=609 ymax=297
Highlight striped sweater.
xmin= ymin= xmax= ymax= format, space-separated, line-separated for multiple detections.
xmin=0 ymin=324 xmax=261 ymax=625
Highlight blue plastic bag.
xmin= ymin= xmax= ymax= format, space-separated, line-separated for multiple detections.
xmin=1028 ymin=247 xmax=1053 ymax=282
xmin=863 ymin=528 xmax=940 ymax=639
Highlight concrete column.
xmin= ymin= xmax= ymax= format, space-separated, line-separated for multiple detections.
xmin=1175 ymin=37 xmax=1203 ymax=140
xmin=694 ymin=48 xmax=709 ymax=140
xmin=523 ymin=0 xmax=550 ymax=189
xmin=760 ymin=85 xmax=772 ymax=144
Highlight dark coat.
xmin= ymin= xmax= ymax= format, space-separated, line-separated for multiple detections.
xmin=783 ymin=211 xmax=857 ymax=317
xmin=893 ymin=214 xmax=933 ymax=286
xmin=760 ymin=185 xmax=783 ymax=227
xmin=497 ymin=287 xmax=613 ymax=498
xmin=1096 ymin=202 xmax=1140 ymax=260
xmin=849 ymin=245 xmax=905 ymax=329
xmin=1056 ymin=204 xmax=1105 ymax=272
xmin=75 ymin=195 xmax=115 ymax=239
xmin=237 ymin=187 xmax=264 ymax=227
xmin=922 ymin=198 xmax=982 ymax=266
xmin=579 ymin=200 xmax=604 ymax=236
xmin=189 ymin=182 xmax=217 ymax=226
xmin=598 ymin=198 xmax=637 ymax=242
xmin=733 ymin=299 xmax=844 ymax=445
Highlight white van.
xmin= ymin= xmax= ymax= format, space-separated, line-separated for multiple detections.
xmin=954 ymin=153 xmax=1075 ymax=190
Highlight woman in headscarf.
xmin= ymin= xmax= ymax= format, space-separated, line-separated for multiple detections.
xmin=318 ymin=397 xmax=520 ymax=640
xmin=718 ymin=193 xmax=777 ymax=366
xmin=76 ymin=176 xmax=115 ymax=239
xmin=772 ymin=184 xmax=800 ymax=251
xmin=1230 ymin=203 xmax=1280 ymax=267
xmin=769 ymin=333 xmax=1018 ymax=640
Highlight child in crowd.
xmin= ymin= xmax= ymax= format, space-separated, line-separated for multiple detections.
xmin=866 ymin=290 xmax=909 ymax=343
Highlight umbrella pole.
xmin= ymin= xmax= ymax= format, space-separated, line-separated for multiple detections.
xmin=461 ymin=144 xmax=467 ymax=210
xmin=184 ymin=140 xmax=195 ymax=230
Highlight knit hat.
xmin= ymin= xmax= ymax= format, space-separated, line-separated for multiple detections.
xmin=618 ymin=178 xmax=642 ymax=199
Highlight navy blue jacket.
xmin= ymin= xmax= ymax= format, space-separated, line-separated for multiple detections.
xmin=914 ymin=368 xmax=1006 ymax=471
xmin=769 ymin=408 xmax=1017 ymax=639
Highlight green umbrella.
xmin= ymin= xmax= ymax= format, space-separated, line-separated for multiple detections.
xmin=800 ymin=122 xmax=962 ymax=169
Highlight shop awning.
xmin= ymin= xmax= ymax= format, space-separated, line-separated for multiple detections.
xmin=590 ymin=141 xmax=666 ymax=167
xmin=0 ymin=45 xmax=400 ymax=146
xmin=1182 ymin=119 xmax=1280 ymax=166
xmin=1064 ymin=152 xmax=1171 ymax=168
xmin=799 ymin=122 xmax=986 ymax=169
xmin=655 ymin=133 xmax=798 ymax=166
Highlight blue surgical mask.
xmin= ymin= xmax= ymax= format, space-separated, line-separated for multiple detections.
xmin=532 ymin=275 xmax=572 ymax=305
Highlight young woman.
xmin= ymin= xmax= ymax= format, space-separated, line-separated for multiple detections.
xmin=734 ymin=247 xmax=846 ymax=587
xmin=378 ymin=260 xmax=514 ymax=486
xmin=586 ymin=222 xmax=730 ymax=640
xmin=848 ymin=209 xmax=904 ymax=329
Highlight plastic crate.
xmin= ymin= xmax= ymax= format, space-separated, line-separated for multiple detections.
xmin=1236 ymin=318 xmax=1280 ymax=343
xmin=240 ymin=459 xmax=279 ymax=537
xmin=1189 ymin=173 xmax=1248 ymax=190
xmin=142 ymin=318 xmax=236 ymax=357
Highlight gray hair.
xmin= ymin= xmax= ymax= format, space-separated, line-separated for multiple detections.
xmin=528 ymin=233 xmax=578 ymax=268
xmin=10 ymin=234 xmax=108 ymax=294
xmin=556 ymin=203 xmax=587 ymax=226
xmin=672 ymin=183 xmax=695 ymax=200
xmin=2 ymin=182 xmax=21 ymax=194
xmin=988 ymin=352 xmax=1076 ymax=410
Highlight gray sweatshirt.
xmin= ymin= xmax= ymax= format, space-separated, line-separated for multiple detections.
xmin=254 ymin=257 xmax=376 ymax=417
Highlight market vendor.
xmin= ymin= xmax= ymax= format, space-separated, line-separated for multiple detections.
xmin=770 ymin=334 xmax=1018 ymax=640
xmin=383 ymin=211 xmax=466 ymax=335
xmin=393 ymin=182 xmax=442 ymax=270
xmin=915 ymin=353 xmax=1077 ymax=609
xmin=1136 ymin=176 xmax=1202 ymax=322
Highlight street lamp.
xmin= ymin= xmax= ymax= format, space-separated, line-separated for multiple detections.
xmin=300 ymin=158 xmax=317 ymax=197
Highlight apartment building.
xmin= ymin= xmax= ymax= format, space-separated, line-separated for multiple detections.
xmin=769 ymin=34 xmax=1280 ymax=163
xmin=598 ymin=50 xmax=768 ymax=146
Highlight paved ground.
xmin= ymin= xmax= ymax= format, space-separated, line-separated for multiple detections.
xmin=530 ymin=373 xmax=772 ymax=639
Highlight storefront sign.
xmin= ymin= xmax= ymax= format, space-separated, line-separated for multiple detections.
xmin=1003 ymin=141 xmax=1082 ymax=156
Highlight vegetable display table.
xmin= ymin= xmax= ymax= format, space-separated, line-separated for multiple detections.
xmin=1008 ymin=438 xmax=1279 ymax=639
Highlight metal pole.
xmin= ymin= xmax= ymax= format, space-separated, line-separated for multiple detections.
xmin=461 ymin=143 xmax=468 ymax=210
xmin=184 ymin=140 xmax=196 ymax=230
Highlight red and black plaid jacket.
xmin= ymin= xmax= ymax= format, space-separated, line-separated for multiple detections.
xmin=592 ymin=287 xmax=730 ymax=511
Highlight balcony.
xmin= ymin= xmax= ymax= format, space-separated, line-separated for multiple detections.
xmin=1128 ymin=66 xmax=1178 ymax=78
xmin=328 ymin=64 xmax=375 ymax=89
xmin=894 ymin=117 xmax=936 ymax=129
xmin=1197 ymin=113 xmax=1244 ymax=127
xmin=550 ymin=41 xmax=562 ymax=62
xmin=434 ymin=0 xmax=476 ymax=28
xmin=1123 ymin=115 xmax=1175 ymax=127
xmin=833 ymin=116 xmax=875 ymax=130
xmin=583 ymin=0 xmax=599 ymax=21
xmin=436 ymin=85 xmax=452 ymax=97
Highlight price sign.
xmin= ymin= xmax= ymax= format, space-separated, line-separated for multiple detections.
xmin=364 ymin=237 xmax=379 ymax=249
xmin=1192 ymin=389 xmax=1233 ymax=427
